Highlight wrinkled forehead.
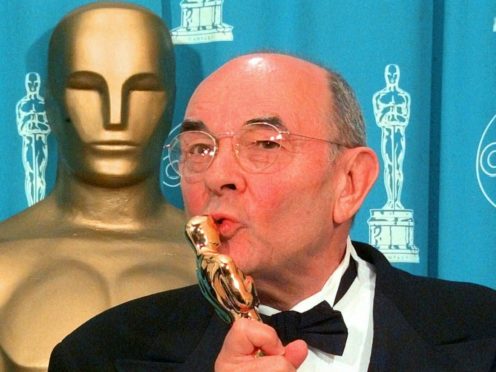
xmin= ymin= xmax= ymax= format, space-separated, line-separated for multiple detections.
xmin=186 ymin=54 xmax=332 ymax=136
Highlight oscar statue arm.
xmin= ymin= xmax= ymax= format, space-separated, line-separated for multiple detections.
xmin=196 ymin=255 xmax=234 ymax=323
xmin=218 ymin=257 xmax=258 ymax=311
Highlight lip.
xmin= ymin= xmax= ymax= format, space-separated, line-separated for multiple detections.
xmin=90 ymin=141 xmax=138 ymax=152
xmin=209 ymin=213 xmax=243 ymax=240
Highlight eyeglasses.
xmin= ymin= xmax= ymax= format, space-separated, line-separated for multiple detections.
xmin=166 ymin=122 xmax=345 ymax=180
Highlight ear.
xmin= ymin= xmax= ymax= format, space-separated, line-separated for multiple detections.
xmin=333 ymin=147 xmax=379 ymax=224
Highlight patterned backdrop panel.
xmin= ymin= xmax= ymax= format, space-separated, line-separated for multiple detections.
xmin=0 ymin=0 xmax=494 ymax=288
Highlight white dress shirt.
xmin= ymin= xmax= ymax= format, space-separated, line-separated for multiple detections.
xmin=258 ymin=238 xmax=376 ymax=371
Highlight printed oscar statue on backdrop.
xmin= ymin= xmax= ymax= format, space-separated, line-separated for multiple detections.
xmin=368 ymin=64 xmax=419 ymax=263
xmin=171 ymin=0 xmax=233 ymax=44
xmin=15 ymin=72 xmax=51 ymax=207
xmin=0 ymin=3 xmax=195 ymax=371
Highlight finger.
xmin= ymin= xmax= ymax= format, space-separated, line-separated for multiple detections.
xmin=216 ymin=353 xmax=297 ymax=372
xmin=222 ymin=319 xmax=284 ymax=356
xmin=238 ymin=355 xmax=298 ymax=372
xmin=284 ymin=340 xmax=308 ymax=368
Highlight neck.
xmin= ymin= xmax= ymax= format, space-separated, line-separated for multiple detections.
xmin=257 ymin=225 xmax=350 ymax=310
xmin=52 ymin=165 xmax=166 ymax=232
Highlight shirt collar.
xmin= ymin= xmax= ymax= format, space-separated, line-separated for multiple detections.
xmin=258 ymin=238 xmax=353 ymax=315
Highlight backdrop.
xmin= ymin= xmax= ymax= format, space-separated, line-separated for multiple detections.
xmin=0 ymin=0 xmax=494 ymax=288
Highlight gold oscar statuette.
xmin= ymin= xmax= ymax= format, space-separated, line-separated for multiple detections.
xmin=185 ymin=215 xmax=262 ymax=324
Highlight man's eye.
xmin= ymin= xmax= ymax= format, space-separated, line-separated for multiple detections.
xmin=254 ymin=140 xmax=281 ymax=150
xmin=187 ymin=143 xmax=214 ymax=156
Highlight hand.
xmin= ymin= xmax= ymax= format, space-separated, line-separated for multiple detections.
xmin=215 ymin=318 xmax=308 ymax=372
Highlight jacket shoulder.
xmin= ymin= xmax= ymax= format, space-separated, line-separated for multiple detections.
xmin=395 ymin=267 xmax=496 ymax=340
xmin=49 ymin=285 xmax=211 ymax=369
xmin=353 ymin=241 xmax=496 ymax=342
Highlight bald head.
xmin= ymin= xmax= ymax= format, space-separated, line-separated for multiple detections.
xmin=187 ymin=53 xmax=365 ymax=148
xmin=186 ymin=53 xmax=331 ymax=138
xmin=203 ymin=53 xmax=329 ymax=86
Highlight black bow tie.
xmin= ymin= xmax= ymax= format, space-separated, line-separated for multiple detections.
xmin=263 ymin=301 xmax=348 ymax=355
xmin=261 ymin=257 xmax=357 ymax=355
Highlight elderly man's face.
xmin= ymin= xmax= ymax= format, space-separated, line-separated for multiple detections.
xmin=181 ymin=54 xmax=342 ymax=285
xmin=49 ymin=9 xmax=173 ymax=186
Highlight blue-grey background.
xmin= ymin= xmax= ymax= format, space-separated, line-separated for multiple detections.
xmin=0 ymin=0 xmax=494 ymax=288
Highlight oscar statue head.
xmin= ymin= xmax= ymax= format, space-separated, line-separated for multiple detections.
xmin=47 ymin=2 xmax=175 ymax=187
xmin=185 ymin=215 xmax=221 ymax=255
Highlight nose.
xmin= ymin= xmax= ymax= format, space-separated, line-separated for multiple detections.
xmin=202 ymin=138 xmax=246 ymax=195
xmin=105 ymin=84 xmax=125 ymax=129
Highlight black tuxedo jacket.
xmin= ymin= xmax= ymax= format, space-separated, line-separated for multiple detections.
xmin=49 ymin=242 xmax=496 ymax=371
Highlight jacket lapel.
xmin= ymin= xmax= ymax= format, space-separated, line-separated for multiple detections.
xmin=354 ymin=242 xmax=496 ymax=371
xmin=370 ymin=289 xmax=451 ymax=371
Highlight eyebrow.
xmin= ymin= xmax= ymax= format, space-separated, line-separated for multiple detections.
xmin=180 ymin=116 xmax=289 ymax=133
xmin=124 ymin=73 xmax=165 ymax=91
xmin=245 ymin=116 xmax=288 ymax=131
xmin=180 ymin=119 xmax=207 ymax=132
xmin=66 ymin=71 xmax=105 ymax=89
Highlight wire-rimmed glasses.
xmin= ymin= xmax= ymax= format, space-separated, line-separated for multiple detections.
xmin=166 ymin=122 xmax=344 ymax=181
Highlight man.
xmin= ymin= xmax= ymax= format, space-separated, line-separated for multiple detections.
xmin=49 ymin=53 xmax=496 ymax=371
xmin=0 ymin=4 xmax=195 ymax=370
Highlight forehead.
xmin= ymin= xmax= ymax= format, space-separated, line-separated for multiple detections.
xmin=56 ymin=9 xmax=165 ymax=76
xmin=185 ymin=55 xmax=332 ymax=136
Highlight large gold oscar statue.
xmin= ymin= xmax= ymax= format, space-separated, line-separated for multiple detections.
xmin=0 ymin=3 xmax=195 ymax=371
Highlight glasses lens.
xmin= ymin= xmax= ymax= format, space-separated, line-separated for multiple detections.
xmin=237 ymin=123 xmax=283 ymax=172
xmin=168 ymin=131 xmax=216 ymax=176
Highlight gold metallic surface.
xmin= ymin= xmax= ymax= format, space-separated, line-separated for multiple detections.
xmin=185 ymin=215 xmax=262 ymax=323
xmin=0 ymin=3 xmax=195 ymax=371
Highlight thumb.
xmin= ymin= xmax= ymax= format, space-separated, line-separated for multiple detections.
xmin=284 ymin=339 xmax=308 ymax=368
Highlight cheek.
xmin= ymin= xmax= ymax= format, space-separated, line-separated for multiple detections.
xmin=181 ymin=182 xmax=207 ymax=216
xmin=127 ymin=91 xmax=167 ymax=142
xmin=256 ymin=188 xmax=285 ymax=211
xmin=250 ymin=165 xmax=334 ymax=223
xmin=246 ymin=178 xmax=290 ymax=221
xmin=65 ymin=90 xmax=103 ymax=141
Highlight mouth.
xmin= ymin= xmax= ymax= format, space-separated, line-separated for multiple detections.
xmin=210 ymin=213 xmax=242 ymax=240
xmin=90 ymin=141 xmax=139 ymax=152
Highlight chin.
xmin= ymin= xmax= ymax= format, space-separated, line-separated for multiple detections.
xmin=220 ymin=235 xmax=259 ymax=273
xmin=225 ymin=249 xmax=255 ymax=277
xmin=75 ymin=168 xmax=150 ymax=188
